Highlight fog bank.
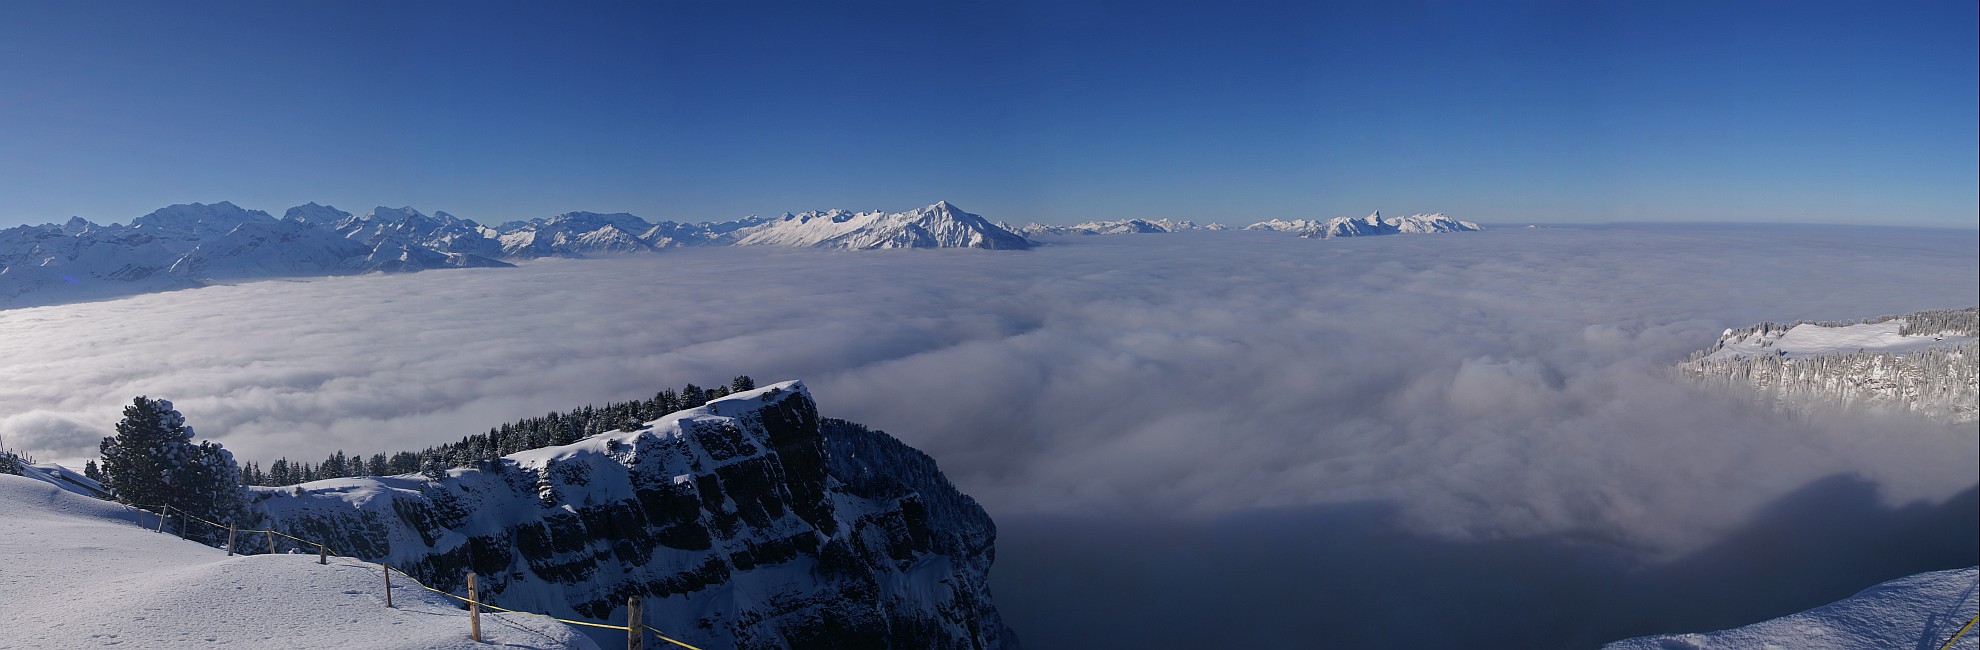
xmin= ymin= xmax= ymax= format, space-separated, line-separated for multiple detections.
xmin=2 ymin=224 xmax=1974 ymax=646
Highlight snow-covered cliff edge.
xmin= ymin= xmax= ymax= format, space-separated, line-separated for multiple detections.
xmin=252 ymin=381 xmax=1012 ymax=649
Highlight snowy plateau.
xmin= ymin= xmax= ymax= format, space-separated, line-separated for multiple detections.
xmin=3 ymin=382 xmax=1013 ymax=649
xmin=1681 ymin=307 xmax=1979 ymax=423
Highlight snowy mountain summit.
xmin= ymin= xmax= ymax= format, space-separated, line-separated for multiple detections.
xmin=254 ymin=381 xmax=1014 ymax=649
xmin=1245 ymin=211 xmax=1482 ymax=239
xmin=735 ymin=201 xmax=1030 ymax=250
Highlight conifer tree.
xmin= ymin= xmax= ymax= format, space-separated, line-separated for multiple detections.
xmin=98 ymin=397 xmax=245 ymax=540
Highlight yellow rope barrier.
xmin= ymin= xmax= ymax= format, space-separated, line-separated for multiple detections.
xmin=373 ymin=564 xmax=676 ymax=638
xmin=1940 ymin=612 xmax=1978 ymax=650
xmin=645 ymin=625 xmax=707 ymax=650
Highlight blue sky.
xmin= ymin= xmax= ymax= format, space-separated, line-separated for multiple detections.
xmin=1 ymin=0 xmax=1974 ymax=228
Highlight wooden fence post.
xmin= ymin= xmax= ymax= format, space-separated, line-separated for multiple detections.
xmin=628 ymin=595 xmax=643 ymax=650
xmin=156 ymin=506 xmax=168 ymax=533
xmin=176 ymin=509 xmax=187 ymax=539
xmin=467 ymin=572 xmax=482 ymax=643
xmin=318 ymin=543 xmax=327 ymax=565
xmin=227 ymin=526 xmax=237 ymax=556
xmin=383 ymin=565 xmax=394 ymax=608
xmin=267 ymin=530 xmax=277 ymax=554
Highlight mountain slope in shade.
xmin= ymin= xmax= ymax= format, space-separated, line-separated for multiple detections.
xmin=254 ymin=381 xmax=1012 ymax=650
xmin=167 ymin=219 xmax=375 ymax=280
xmin=1603 ymin=567 xmax=1978 ymax=650
xmin=736 ymin=201 xmax=1030 ymax=250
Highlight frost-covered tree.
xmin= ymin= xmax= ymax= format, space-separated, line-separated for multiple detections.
xmin=730 ymin=375 xmax=757 ymax=392
xmin=83 ymin=459 xmax=102 ymax=482
xmin=0 ymin=451 xmax=21 ymax=476
xmin=98 ymin=397 xmax=246 ymax=539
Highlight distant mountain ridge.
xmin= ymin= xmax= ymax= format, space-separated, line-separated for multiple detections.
xmin=1244 ymin=211 xmax=1483 ymax=238
xmin=0 ymin=200 xmax=1027 ymax=308
xmin=1018 ymin=217 xmax=1228 ymax=236
xmin=3 ymin=201 xmax=1484 ymax=309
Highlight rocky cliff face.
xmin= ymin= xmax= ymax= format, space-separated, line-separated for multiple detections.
xmin=252 ymin=381 xmax=1012 ymax=649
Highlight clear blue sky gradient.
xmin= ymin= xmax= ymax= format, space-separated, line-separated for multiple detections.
xmin=2 ymin=1 xmax=1974 ymax=227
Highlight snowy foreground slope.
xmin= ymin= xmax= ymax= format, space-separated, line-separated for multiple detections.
xmin=1604 ymin=567 xmax=1979 ymax=650
xmin=252 ymin=381 xmax=1011 ymax=650
xmin=1682 ymin=307 xmax=1979 ymax=422
xmin=0 ymin=473 xmax=597 ymax=650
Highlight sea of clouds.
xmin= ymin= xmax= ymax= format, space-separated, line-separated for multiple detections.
xmin=2 ymin=224 xmax=1974 ymax=646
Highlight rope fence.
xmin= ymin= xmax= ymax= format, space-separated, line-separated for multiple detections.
xmin=126 ymin=502 xmax=703 ymax=650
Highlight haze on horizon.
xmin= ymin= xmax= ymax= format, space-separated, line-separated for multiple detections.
xmin=1 ymin=0 xmax=1975 ymax=229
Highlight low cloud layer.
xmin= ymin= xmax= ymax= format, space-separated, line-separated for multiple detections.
xmin=2 ymin=225 xmax=1974 ymax=645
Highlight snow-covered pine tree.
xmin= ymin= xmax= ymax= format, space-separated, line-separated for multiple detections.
xmin=97 ymin=397 xmax=246 ymax=542
xmin=0 ymin=450 xmax=21 ymax=476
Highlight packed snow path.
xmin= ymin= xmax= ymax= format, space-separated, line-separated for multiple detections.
xmin=0 ymin=474 xmax=597 ymax=649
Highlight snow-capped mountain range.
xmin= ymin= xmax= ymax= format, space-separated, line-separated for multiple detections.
xmin=0 ymin=200 xmax=1026 ymax=309
xmin=2 ymin=200 xmax=1483 ymax=309
xmin=1244 ymin=211 xmax=1483 ymax=238
xmin=1017 ymin=217 xmax=1228 ymax=236
xmin=251 ymin=381 xmax=1012 ymax=649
